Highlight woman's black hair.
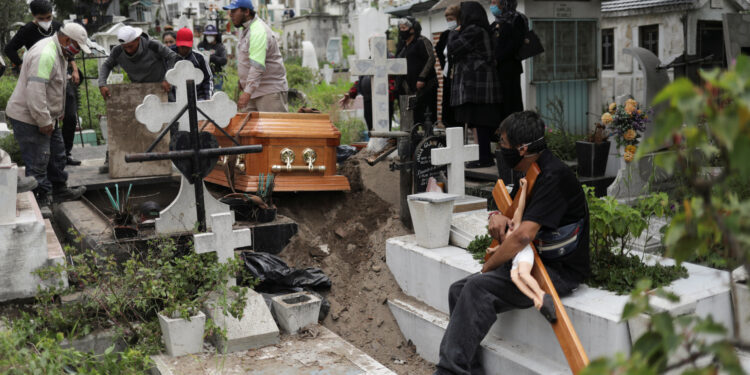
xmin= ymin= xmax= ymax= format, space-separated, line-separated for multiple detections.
xmin=30 ymin=0 xmax=53 ymax=16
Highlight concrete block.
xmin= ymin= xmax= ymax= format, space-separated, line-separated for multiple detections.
xmin=453 ymin=195 xmax=488 ymax=213
xmin=450 ymin=210 xmax=489 ymax=249
xmin=157 ymin=311 xmax=206 ymax=357
xmin=60 ymin=328 xmax=126 ymax=355
xmin=734 ymin=283 xmax=750 ymax=345
xmin=271 ymin=292 xmax=322 ymax=334
xmin=0 ymin=164 xmax=17 ymax=224
xmin=203 ymin=289 xmax=279 ymax=353
xmin=408 ymin=192 xmax=458 ymax=249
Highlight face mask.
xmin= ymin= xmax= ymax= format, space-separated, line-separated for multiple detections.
xmin=206 ymin=36 xmax=216 ymax=43
xmin=38 ymin=21 xmax=52 ymax=31
xmin=63 ymin=42 xmax=80 ymax=57
xmin=399 ymin=29 xmax=412 ymax=40
xmin=447 ymin=20 xmax=457 ymax=29
xmin=490 ymin=5 xmax=503 ymax=17
xmin=500 ymin=147 xmax=523 ymax=168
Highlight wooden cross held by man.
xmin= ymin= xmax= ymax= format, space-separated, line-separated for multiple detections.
xmin=489 ymin=164 xmax=589 ymax=374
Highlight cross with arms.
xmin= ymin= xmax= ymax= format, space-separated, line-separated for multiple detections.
xmin=194 ymin=212 xmax=251 ymax=287
xmin=430 ymin=127 xmax=479 ymax=196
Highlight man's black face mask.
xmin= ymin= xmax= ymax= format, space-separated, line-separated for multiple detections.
xmin=500 ymin=146 xmax=523 ymax=168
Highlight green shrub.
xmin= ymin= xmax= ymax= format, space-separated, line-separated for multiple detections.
xmin=285 ymin=63 xmax=316 ymax=90
xmin=0 ymin=74 xmax=16 ymax=110
xmin=466 ymin=233 xmax=493 ymax=263
xmin=0 ymin=134 xmax=22 ymax=166
xmin=335 ymin=117 xmax=366 ymax=145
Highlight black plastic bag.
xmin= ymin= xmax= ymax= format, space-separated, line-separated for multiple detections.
xmin=337 ymin=145 xmax=359 ymax=163
xmin=240 ymin=252 xmax=332 ymax=293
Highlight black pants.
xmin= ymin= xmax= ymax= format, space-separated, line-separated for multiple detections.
xmin=435 ymin=262 xmax=579 ymax=375
xmin=475 ymin=127 xmax=493 ymax=164
xmin=414 ymin=78 xmax=438 ymax=126
xmin=62 ymin=81 xmax=78 ymax=156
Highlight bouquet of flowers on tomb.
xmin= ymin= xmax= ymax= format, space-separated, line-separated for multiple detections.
xmin=600 ymin=98 xmax=651 ymax=163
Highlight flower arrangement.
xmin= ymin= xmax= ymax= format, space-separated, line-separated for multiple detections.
xmin=601 ymin=99 xmax=651 ymax=162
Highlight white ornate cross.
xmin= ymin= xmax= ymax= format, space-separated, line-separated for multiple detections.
xmin=193 ymin=212 xmax=251 ymax=287
xmin=135 ymin=60 xmax=236 ymax=133
xmin=431 ymin=127 xmax=479 ymax=196
xmin=348 ymin=36 xmax=406 ymax=133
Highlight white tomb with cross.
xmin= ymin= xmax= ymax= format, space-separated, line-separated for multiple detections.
xmin=348 ymin=36 xmax=406 ymax=149
xmin=431 ymin=127 xmax=488 ymax=213
xmin=194 ymin=212 xmax=280 ymax=353
xmin=135 ymin=60 xmax=237 ymax=234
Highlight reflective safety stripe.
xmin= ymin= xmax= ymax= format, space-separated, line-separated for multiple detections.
xmin=28 ymin=76 xmax=49 ymax=83
xmin=248 ymin=21 xmax=267 ymax=70
xmin=37 ymin=41 xmax=58 ymax=81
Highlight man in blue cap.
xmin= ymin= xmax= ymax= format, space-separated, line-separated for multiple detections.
xmin=198 ymin=24 xmax=228 ymax=91
xmin=224 ymin=0 xmax=288 ymax=112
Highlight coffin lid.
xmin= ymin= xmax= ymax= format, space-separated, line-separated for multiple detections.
xmin=217 ymin=112 xmax=342 ymax=140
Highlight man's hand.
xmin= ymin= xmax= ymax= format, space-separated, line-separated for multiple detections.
xmin=416 ymin=81 xmax=425 ymax=90
xmin=488 ymin=214 xmax=510 ymax=242
xmin=237 ymin=92 xmax=251 ymax=111
xmin=71 ymin=69 xmax=80 ymax=85
xmin=100 ymin=86 xmax=111 ymax=100
xmin=161 ymin=80 xmax=171 ymax=93
xmin=39 ymin=124 xmax=54 ymax=135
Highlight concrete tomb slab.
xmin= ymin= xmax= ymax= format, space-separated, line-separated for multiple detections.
xmin=156 ymin=175 xmax=231 ymax=235
xmin=203 ymin=288 xmax=280 ymax=354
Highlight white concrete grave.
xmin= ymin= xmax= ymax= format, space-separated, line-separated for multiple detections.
xmin=0 ymin=151 xmax=17 ymax=223
xmin=349 ymin=36 xmax=407 ymax=149
xmin=301 ymin=41 xmax=319 ymax=72
xmin=407 ymin=192 xmax=459 ymax=249
xmin=271 ymin=292 xmax=322 ymax=334
xmin=321 ymin=64 xmax=334 ymax=84
xmin=193 ymin=212 xmax=251 ymax=287
xmin=134 ymin=60 xmax=236 ymax=234
xmin=431 ymin=127 xmax=479 ymax=197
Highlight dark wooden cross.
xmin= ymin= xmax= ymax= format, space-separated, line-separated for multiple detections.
xmin=125 ymin=80 xmax=262 ymax=231
xmin=183 ymin=6 xmax=197 ymax=19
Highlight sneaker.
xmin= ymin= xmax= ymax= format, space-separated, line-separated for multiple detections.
xmin=36 ymin=194 xmax=53 ymax=219
xmin=66 ymin=156 xmax=82 ymax=166
xmin=52 ymin=185 xmax=86 ymax=203
xmin=539 ymin=294 xmax=557 ymax=323
xmin=17 ymin=175 xmax=38 ymax=193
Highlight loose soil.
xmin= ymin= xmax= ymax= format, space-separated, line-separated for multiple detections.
xmin=275 ymin=154 xmax=434 ymax=375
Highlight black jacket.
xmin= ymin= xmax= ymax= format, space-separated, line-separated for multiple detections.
xmin=491 ymin=12 xmax=526 ymax=76
xmin=4 ymin=21 xmax=63 ymax=66
xmin=197 ymin=39 xmax=228 ymax=73
xmin=396 ymin=35 xmax=437 ymax=94
xmin=170 ymin=46 xmax=213 ymax=100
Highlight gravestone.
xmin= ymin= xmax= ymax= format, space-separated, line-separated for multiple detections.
xmin=723 ymin=14 xmax=750 ymax=66
xmin=134 ymin=61 xmax=237 ymax=234
xmin=349 ymin=36 xmax=407 ymax=148
xmin=325 ymin=37 xmax=343 ymax=65
xmin=430 ymin=127 xmax=478 ymax=197
xmin=196 ymin=212 xmax=280 ymax=353
xmin=355 ymin=8 xmax=389 ymax=59
xmin=623 ymin=47 xmax=669 ymax=138
xmin=106 ymin=83 xmax=172 ymax=178
xmin=321 ymin=64 xmax=334 ymax=84
xmin=413 ymin=136 xmax=446 ymax=193
xmin=301 ymin=41 xmax=319 ymax=71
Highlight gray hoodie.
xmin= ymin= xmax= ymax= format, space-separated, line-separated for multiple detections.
xmin=98 ymin=36 xmax=178 ymax=87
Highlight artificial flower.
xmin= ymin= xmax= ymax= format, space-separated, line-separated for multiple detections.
xmin=625 ymin=145 xmax=637 ymax=154
xmin=625 ymin=98 xmax=638 ymax=107
xmin=601 ymin=112 xmax=613 ymax=125
xmin=624 ymin=129 xmax=637 ymax=141
xmin=625 ymin=103 xmax=637 ymax=115
xmin=608 ymin=103 xmax=617 ymax=113
xmin=624 ymin=151 xmax=634 ymax=162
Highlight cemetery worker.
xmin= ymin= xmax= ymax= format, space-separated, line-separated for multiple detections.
xmin=5 ymin=23 xmax=91 ymax=207
xmin=171 ymin=27 xmax=213 ymax=100
xmin=225 ymin=0 xmax=289 ymax=112
xmin=490 ymin=0 xmax=525 ymax=122
xmin=434 ymin=110 xmax=589 ymax=375
xmin=98 ymin=25 xmax=178 ymax=100
xmin=435 ymin=4 xmax=461 ymax=128
xmin=4 ymin=0 xmax=84 ymax=166
xmin=396 ymin=17 xmax=438 ymax=125
xmin=162 ymin=30 xmax=177 ymax=48
xmin=448 ymin=1 xmax=502 ymax=168
xmin=197 ymin=25 xmax=228 ymax=91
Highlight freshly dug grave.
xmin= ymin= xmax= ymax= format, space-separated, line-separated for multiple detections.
xmin=275 ymin=155 xmax=433 ymax=375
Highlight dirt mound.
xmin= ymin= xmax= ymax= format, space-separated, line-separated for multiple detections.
xmin=275 ymin=156 xmax=433 ymax=375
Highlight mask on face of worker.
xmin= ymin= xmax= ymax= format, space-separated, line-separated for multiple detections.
xmin=38 ymin=21 xmax=52 ymax=31
xmin=206 ymin=36 xmax=215 ymax=43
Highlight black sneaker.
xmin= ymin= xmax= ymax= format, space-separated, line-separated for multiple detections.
xmin=539 ymin=294 xmax=557 ymax=323
xmin=52 ymin=185 xmax=86 ymax=203
xmin=66 ymin=156 xmax=82 ymax=166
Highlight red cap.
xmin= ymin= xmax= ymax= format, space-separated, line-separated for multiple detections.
xmin=176 ymin=28 xmax=193 ymax=47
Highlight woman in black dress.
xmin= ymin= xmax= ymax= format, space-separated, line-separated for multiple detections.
xmin=448 ymin=1 xmax=502 ymax=168
xmin=435 ymin=4 xmax=461 ymax=128
xmin=396 ymin=17 xmax=438 ymax=126
xmin=491 ymin=0 xmax=525 ymax=122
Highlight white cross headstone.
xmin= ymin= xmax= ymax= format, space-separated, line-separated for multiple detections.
xmin=134 ymin=60 xmax=237 ymax=234
xmin=348 ymin=36 xmax=406 ymax=146
xmin=430 ymin=127 xmax=478 ymax=196
xmin=301 ymin=41 xmax=319 ymax=71
xmin=193 ymin=212 xmax=251 ymax=287
xmin=321 ymin=64 xmax=334 ymax=84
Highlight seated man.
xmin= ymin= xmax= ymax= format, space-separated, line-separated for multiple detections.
xmin=435 ymin=110 xmax=590 ymax=375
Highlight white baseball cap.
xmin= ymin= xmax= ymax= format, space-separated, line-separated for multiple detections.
xmin=117 ymin=25 xmax=143 ymax=44
xmin=60 ymin=23 xmax=91 ymax=54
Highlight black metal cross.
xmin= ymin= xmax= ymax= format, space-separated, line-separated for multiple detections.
xmin=183 ymin=6 xmax=197 ymax=19
xmin=125 ymin=80 xmax=261 ymax=232
xmin=209 ymin=10 xmax=227 ymax=32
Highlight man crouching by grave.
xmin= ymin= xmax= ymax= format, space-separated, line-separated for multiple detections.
xmin=5 ymin=23 xmax=91 ymax=212
xmin=434 ymin=111 xmax=590 ymax=375
xmin=225 ymin=0 xmax=289 ymax=113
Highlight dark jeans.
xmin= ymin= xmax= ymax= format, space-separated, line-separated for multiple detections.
xmin=475 ymin=127 xmax=493 ymax=164
xmin=11 ymin=118 xmax=68 ymax=198
xmin=435 ymin=262 xmax=579 ymax=375
xmin=62 ymin=81 xmax=78 ymax=156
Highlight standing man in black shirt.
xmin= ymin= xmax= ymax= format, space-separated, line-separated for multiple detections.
xmin=434 ymin=110 xmax=590 ymax=375
xmin=396 ymin=17 xmax=438 ymax=126
xmin=4 ymin=0 xmax=83 ymax=166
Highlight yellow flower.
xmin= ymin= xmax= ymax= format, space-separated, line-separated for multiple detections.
xmin=624 ymin=129 xmax=637 ymax=141
xmin=625 ymin=145 xmax=637 ymax=154
xmin=637 ymin=109 xmax=642 ymax=115
xmin=608 ymin=103 xmax=617 ymax=113
xmin=601 ymin=112 xmax=613 ymax=125
xmin=625 ymin=103 xmax=637 ymax=115
xmin=624 ymin=151 xmax=634 ymax=162
xmin=625 ymin=98 xmax=638 ymax=108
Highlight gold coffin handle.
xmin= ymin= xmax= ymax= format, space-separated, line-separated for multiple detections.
xmin=271 ymin=165 xmax=326 ymax=172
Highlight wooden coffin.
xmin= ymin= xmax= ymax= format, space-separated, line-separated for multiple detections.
xmin=204 ymin=112 xmax=351 ymax=192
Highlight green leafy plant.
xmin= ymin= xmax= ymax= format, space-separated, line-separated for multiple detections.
xmin=541 ymin=98 xmax=582 ymax=161
xmin=466 ymin=233 xmax=493 ymax=263
xmin=0 ymin=134 xmax=22 ymax=166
